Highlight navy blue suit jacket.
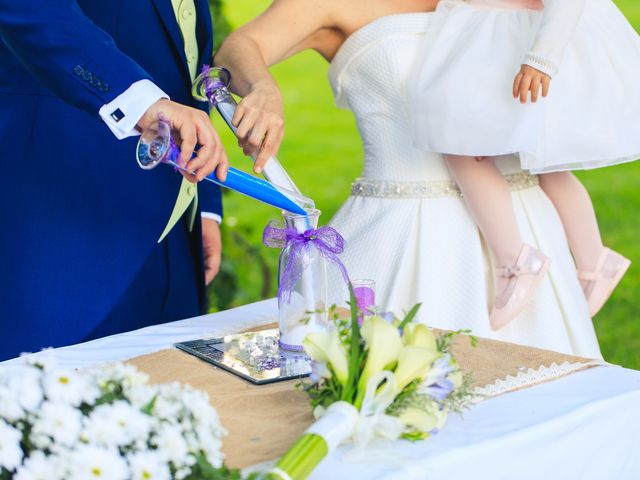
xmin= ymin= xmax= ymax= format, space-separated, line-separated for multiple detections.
xmin=0 ymin=0 xmax=222 ymax=359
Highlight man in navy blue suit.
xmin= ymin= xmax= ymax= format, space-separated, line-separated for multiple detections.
xmin=0 ymin=0 xmax=232 ymax=360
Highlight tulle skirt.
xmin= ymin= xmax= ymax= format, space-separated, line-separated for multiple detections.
xmin=411 ymin=0 xmax=640 ymax=173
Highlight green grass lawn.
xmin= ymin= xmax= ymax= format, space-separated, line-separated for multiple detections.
xmin=209 ymin=0 xmax=640 ymax=369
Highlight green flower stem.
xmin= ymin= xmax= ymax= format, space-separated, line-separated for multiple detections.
xmin=274 ymin=434 xmax=329 ymax=480
xmin=353 ymin=375 xmax=369 ymax=409
xmin=278 ymin=434 xmax=314 ymax=464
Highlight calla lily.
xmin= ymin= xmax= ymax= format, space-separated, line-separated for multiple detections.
xmin=403 ymin=324 xmax=437 ymax=352
xmin=393 ymin=346 xmax=440 ymax=391
xmin=360 ymin=316 xmax=403 ymax=385
xmin=304 ymin=330 xmax=349 ymax=386
xmin=448 ymin=369 xmax=464 ymax=389
xmin=398 ymin=403 xmax=447 ymax=433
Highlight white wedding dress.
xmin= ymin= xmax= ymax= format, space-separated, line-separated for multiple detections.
xmin=327 ymin=13 xmax=602 ymax=359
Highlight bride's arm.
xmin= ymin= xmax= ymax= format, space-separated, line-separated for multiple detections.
xmin=214 ymin=0 xmax=336 ymax=171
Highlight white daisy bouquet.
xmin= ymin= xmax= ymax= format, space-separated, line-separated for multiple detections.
xmin=0 ymin=357 xmax=247 ymax=480
xmin=269 ymin=288 xmax=476 ymax=480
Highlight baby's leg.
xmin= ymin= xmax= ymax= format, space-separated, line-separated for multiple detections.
xmin=445 ymin=155 xmax=522 ymax=269
xmin=538 ymin=172 xmax=604 ymax=279
xmin=447 ymin=155 xmax=550 ymax=328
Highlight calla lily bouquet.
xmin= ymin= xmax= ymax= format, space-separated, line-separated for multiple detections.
xmin=269 ymin=287 xmax=476 ymax=480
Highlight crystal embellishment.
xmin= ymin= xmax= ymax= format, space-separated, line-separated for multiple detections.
xmin=351 ymin=172 xmax=540 ymax=199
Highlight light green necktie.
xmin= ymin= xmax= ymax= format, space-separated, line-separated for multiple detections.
xmin=158 ymin=0 xmax=201 ymax=242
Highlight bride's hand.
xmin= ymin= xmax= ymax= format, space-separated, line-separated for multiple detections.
xmin=513 ymin=65 xmax=551 ymax=104
xmin=232 ymin=81 xmax=285 ymax=174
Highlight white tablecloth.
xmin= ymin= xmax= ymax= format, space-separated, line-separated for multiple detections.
xmin=4 ymin=300 xmax=640 ymax=479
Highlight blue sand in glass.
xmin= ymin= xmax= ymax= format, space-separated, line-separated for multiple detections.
xmin=162 ymin=137 xmax=307 ymax=216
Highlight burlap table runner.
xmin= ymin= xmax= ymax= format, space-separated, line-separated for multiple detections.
xmin=127 ymin=325 xmax=602 ymax=468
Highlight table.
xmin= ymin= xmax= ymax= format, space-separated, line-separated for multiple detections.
xmin=4 ymin=300 xmax=640 ymax=479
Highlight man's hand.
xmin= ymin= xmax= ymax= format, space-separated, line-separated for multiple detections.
xmin=202 ymin=217 xmax=222 ymax=286
xmin=138 ymin=99 xmax=229 ymax=183
xmin=232 ymin=82 xmax=284 ymax=174
xmin=513 ymin=65 xmax=551 ymax=104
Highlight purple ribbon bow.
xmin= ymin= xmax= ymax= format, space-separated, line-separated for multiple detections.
xmin=201 ymin=64 xmax=229 ymax=106
xmin=263 ymin=223 xmax=350 ymax=302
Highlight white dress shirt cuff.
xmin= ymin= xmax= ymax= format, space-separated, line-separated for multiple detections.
xmin=99 ymin=79 xmax=169 ymax=140
xmin=201 ymin=212 xmax=222 ymax=224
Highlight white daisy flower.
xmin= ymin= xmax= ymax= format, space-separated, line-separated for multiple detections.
xmin=95 ymin=363 xmax=149 ymax=393
xmin=0 ymin=419 xmax=23 ymax=471
xmin=65 ymin=445 xmax=128 ymax=480
xmin=0 ymin=365 xmax=43 ymax=415
xmin=127 ymin=451 xmax=170 ymax=480
xmin=83 ymin=401 xmax=151 ymax=447
xmin=127 ymin=384 xmax=158 ymax=409
xmin=31 ymin=402 xmax=82 ymax=448
xmin=153 ymin=393 xmax=183 ymax=421
xmin=14 ymin=451 xmax=63 ymax=480
xmin=43 ymin=369 xmax=97 ymax=407
xmin=0 ymin=385 xmax=24 ymax=422
xmin=153 ymin=423 xmax=189 ymax=465
xmin=21 ymin=349 xmax=58 ymax=372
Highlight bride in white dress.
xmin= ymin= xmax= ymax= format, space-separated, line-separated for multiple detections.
xmin=215 ymin=0 xmax=602 ymax=359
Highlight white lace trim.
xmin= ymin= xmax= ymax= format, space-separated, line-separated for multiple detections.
xmin=473 ymin=360 xmax=603 ymax=401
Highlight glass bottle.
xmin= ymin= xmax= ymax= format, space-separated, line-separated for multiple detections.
xmin=277 ymin=210 xmax=329 ymax=351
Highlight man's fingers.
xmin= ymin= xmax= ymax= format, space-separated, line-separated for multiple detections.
xmin=202 ymin=218 xmax=222 ymax=285
xmin=193 ymin=135 xmax=228 ymax=182
xmin=179 ymin=169 xmax=198 ymax=183
xmin=214 ymin=147 xmax=229 ymax=183
xmin=513 ymin=72 xmax=523 ymax=98
xmin=205 ymin=262 xmax=218 ymax=285
xmin=530 ymin=77 xmax=541 ymax=103
xmin=541 ymin=77 xmax=551 ymax=98
xmin=208 ymin=126 xmax=229 ymax=182
xmin=204 ymin=251 xmax=221 ymax=285
xmin=519 ymin=76 xmax=532 ymax=103
xmin=178 ymin=121 xmax=197 ymax=167
xmin=191 ymin=146 xmax=213 ymax=180
xmin=189 ymin=114 xmax=221 ymax=180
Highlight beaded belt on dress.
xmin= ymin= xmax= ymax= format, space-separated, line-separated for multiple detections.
xmin=351 ymin=172 xmax=539 ymax=198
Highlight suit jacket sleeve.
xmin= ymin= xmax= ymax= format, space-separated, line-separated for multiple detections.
xmin=0 ymin=0 xmax=153 ymax=116
xmin=198 ymin=180 xmax=224 ymax=219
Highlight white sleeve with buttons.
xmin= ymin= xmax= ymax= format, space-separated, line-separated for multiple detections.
xmin=98 ymin=79 xmax=169 ymax=140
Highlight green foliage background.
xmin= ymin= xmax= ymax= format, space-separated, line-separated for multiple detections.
xmin=208 ymin=0 xmax=640 ymax=369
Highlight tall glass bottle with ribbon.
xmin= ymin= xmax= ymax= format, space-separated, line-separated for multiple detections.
xmin=264 ymin=210 xmax=349 ymax=352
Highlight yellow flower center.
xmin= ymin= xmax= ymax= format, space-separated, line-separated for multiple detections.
xmin=59 ymin=376 xmax=69 ymax=384
xmin=91 ymin=468 xmax=102 ymax=476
